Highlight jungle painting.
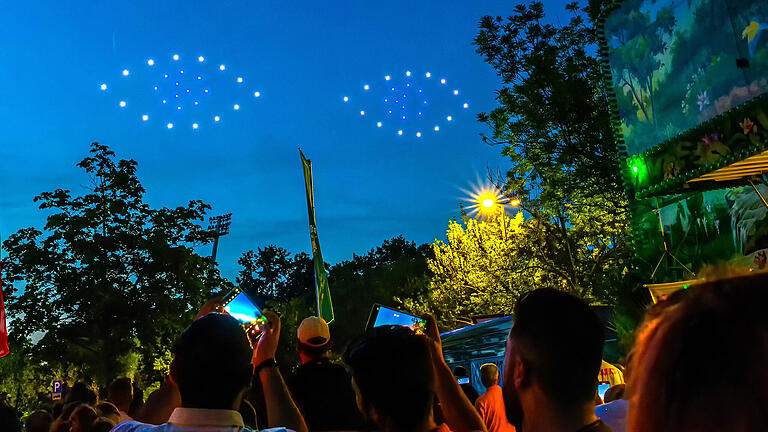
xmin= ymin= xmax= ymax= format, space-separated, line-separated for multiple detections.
xmin=632 ymin=184 xmax=768 ymax=282
xmin=603 ymin=0 xmax=768 ymax=157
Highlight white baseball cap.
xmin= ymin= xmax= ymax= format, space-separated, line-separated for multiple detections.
xmin=297 ymin=316 xmax=331 ymax=347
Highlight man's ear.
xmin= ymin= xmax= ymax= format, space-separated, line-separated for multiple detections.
xmin=169 ymin=358 xmax=179 ymax=386
xmin=514 ymin=356 xmax=528 ymax=390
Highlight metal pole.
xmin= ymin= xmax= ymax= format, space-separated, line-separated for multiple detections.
xmin=211 ymin=236 xmax=220 ymax=262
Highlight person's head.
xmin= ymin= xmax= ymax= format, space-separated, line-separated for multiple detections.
xmin=480 ymin=363 xmax=500 ymax=389
xmin=0 ymin=402 xmax=21 ymax=432
xmin=297 ymin=316 xmax=332 ymax=363
xmin=107 ymin=378 xmax=132 ymax=411
xmin=344 ymin=325 xmax=434 ymax=432
xmin=170 ymin=313 xmax=254 ymax=410
xmin=602 ymin=384 xmax=625 ymax=403
xmin=629 ymin=272 xmax=768 ymax=432
xmin=453 ymin=365 xmax=468 ymax=379
xmin=95 ymin=402 xmax=120 ymax=424
xmin=503 ymin=289 xmax=604 ymax=424
xmin=24 ymin=409 xmax=53 ymax=432
xmin=68 ymin=404 xmax=97 ymax=432
xmin=89 ymin=418 xmax=115 ymax=432
xmin=65 ymin=383 xmax=97 ymax=407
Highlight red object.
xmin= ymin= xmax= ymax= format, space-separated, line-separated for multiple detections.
xmin=0 ymin=236 xmax=9 ymax=358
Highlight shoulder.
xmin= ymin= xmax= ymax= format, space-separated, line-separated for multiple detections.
xmin=110 ymin=421 xmax=164 ymax=432
xmin=259 ymin=428 xmax=297 ymax=432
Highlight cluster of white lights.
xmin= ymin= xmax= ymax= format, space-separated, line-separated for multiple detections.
xmin=341 ymin=69 xmax=470 ymax=138
xmin=100 ymin=53 xmax=263 ymax=131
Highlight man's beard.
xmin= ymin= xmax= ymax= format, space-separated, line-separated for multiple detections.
xmin=503 ymin=382 xmax=524 ymax=430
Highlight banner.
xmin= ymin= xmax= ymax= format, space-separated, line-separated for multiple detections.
xmin=299 ymin=150 xmax=335 ymax=324
xmin=0 ymin=233 xmax=9 ymax=357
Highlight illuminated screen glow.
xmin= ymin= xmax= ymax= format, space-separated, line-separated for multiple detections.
xmin=373 ymin=306 xmax=425 ymax=330
xmin=224 ymin=292 xmax=263 ymax=324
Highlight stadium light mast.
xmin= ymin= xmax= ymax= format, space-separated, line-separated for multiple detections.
xmin=208 ymin=213 xmax=232 ymax=262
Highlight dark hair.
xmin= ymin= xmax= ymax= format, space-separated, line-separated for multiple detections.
xmin=453 ymin=365 xmax=468 ymax=378
xmin=107 ymin=378 xmax=133 ymax=408
xmin=90 ymin=417 xmax=116 ymax=432
xmin=480 ymin=363 xmax=500 ymax=388
xmin=603 ymin=384 xmax=625 ymax=403
xmin=66 ymin=383 xmax=97 ymax=406
xmin=171 ymin=313 xmax=254 ymax=409
xmin=297 ymin=340 xmax=332 ymax=359
xmin=24 ymin=409 xmax=54 ymax=432
xmin=0 ymin=402 xmax=22 ymax=432
xmin=629 ymin=273 xmax=768 ymax=432
xmin=510 ymin=288 xmax=604 ymax=407
xmin=344 ymin=325 xmax=434 ymax=431
xmin=69 ymin=404 xmax=98 ymax=430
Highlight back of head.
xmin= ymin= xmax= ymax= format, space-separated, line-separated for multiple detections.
xmin=297 ymin=316 xmax=332 ymax=360
xmin=511 ymin=288 xmax=604 ymax=408
xmin=107 ymin=378 xmax=133 ymax=410
xmin=602 ymin=384 xmax=625 ymax=403
xmin=344 ymin=325 xmax=434 ymax=431
xmin=480 ymin=363 xmax=500 ymax=389
xmin=171 ymin=313 xmax=254 ymax=409
xmin=0 ymin=402 xmax=21 ymax=432
xmin=629 ymin=272 xmax=768 ymax=432
xmin=90 ymin=417 xmax=116 ymax=432
xmin=453 ymin=365 xmax=468 ymax=379
xmin=69 ymin=404 xmax=98 ymax=431
xmin=66 ymin=383 xmax=97 ymax=406
xmin=24 ymin=410 xmax=54 ymax=432
xmin=95 ymin=401 xmax=120 ymax=424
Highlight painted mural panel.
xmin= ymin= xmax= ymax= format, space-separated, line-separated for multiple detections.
xmin=603 ymin=0 xmax=768 ymax=157
xmin=633 ymin=185 xmax=768 ymax=282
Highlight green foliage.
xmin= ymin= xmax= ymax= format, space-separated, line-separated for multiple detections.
xmin=473 ymin=1 xmax=634 ymax=304
xmin=237 ymin=246 xmax=313 ymax=303
xmin=1 ymin=143 xmax=230 ymax=391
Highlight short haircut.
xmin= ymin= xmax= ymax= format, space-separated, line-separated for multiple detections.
xmin=344 ymin=325 xmax=434 ymax=430
xmin=480 ymin=363 xmax=500 ymax=388
xmin=172 ymin=313 xmax=254 ymax=409
xmin=453 ymin=365 xmax=468 ymax=378
xmin=65 ymin=382 xmax=97 ymax=406
xmin=510 ymin=289 xmax=604 ymax=407
xmin=24 ymin=410 xmax=53 ymax=432
xmin=297 ymin=340 xmax=332 ymax=359
xmin=107 ymin=378 xmax=133 ymax=407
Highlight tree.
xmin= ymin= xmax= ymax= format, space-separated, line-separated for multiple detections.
xmin=401 ymin=212 xmax=543 ymax=328
xmin=236 ymin=246 xmax=313 ymax=303
xmin=473 ymin=1 xmax=634 ymax=304
xmin=1 ymin=143 xmax=230 ymax=389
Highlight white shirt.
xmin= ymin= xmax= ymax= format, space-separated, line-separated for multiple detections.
xmin=110 ymin=407 xmax=294 ymax=432
xmin=595 ymin=398 xmax=627 ymax=432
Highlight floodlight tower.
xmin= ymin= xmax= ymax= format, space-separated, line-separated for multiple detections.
xmin=208 ymin=213 xmax=232 ymax=262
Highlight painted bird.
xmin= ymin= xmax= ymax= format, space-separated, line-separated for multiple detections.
xmin=742 ymin=20 xmax=767 ymax=58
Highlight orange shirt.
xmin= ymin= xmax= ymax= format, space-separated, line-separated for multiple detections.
xmin=474 ymin=385 xmax=516 ymax=432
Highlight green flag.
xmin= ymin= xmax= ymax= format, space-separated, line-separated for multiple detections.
xmin=299 ymin=149 xmax=335 ymax=324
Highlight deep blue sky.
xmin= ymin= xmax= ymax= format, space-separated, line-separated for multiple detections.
xmin=0 ymin=0 xmax=568 ymax=281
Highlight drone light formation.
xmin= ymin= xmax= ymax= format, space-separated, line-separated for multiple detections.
xmin=101 ymin=53 xmax=261 ymax=131
xmin=341 ymin=69 xmax=469 ymax=138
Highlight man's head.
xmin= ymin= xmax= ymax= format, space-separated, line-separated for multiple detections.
xmin=170 ymin=313 xmax=254 ymax=409
xmin=480 ymin=363 xmax=500 ymax=389
xmin=107 ymin=378 xmax=133 ymax=411
xmin=65 ymin=383 xmax=97 ymax=406
xmin=297 ymin=316 xmax=332 ymax=362
xmin=503 ymin=289 xmax=604 ymax=423
xmin=24 ymin=410 xmax=53 ymax=432
xmin=344 ymin=325 xmax=434 ymax=431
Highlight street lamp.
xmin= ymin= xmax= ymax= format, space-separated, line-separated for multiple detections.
xmin=208 ymin=213 xmax=232 ymax=262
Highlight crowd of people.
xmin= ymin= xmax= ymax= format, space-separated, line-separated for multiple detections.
xmin=1 ymin=270 xmax=767 ymax=432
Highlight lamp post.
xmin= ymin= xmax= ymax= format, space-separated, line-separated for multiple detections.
xmin=209 ymin=213 xmax=232 ymax=262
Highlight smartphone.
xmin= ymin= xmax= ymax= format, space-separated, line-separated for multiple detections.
xmin=222 ymin=289 xmax=266 ymax=332
xmin=597 ymin=383 xmax=611 ymax=400
xmin=366 ymin=304 xmax=427 ymax=334
xmin=457 ymin=377 xmax=470 ymax=385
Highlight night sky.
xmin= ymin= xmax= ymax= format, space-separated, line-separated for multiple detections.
xmin=0 ymin=0 xmax=567 ymax=280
